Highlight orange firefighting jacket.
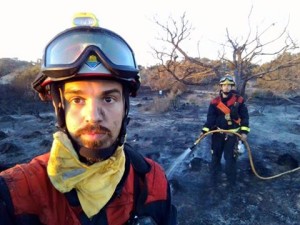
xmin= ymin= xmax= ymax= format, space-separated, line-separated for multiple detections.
xmin=0 ymin=146 xmax=176 ymax=225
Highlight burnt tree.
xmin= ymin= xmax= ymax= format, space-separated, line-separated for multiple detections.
xmin=152 ymin=10 xmax=299 ymax=97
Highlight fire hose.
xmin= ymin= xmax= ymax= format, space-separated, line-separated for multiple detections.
xmin=190 ymin=129 xmax=300 ymax=180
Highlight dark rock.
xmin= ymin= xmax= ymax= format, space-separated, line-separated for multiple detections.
xmin=169 ymin=179 xmax=181 ymax=194
xmin=132 ymin=134 xmax=139 ymax=141
xmin=128 ymin=121 xmax=143 ymax=128
xmin=141 ymin=96 xmax=152 ymax=101
xmin=250 ymin=109 xmax=264 ymax=116
xmin=286 ymin=142 xmax=297 ymax=149
xmin=145 ymin=151 xmax=160 ymax=161
xmin=188 ymin=157 xmax=203 ymax=171
xmin=290 ymin=124 xmax=300 ymax=134
xmin=0 ymin=115 xmax=15 ymax=122
xmin=40 ymin=139 xmax=52 ymax=148
xmin=0 ymin=131 xmax=8 ymax=140
xmin=21 ymin=131 xmax=43 ymax=139
xmin=277 ymin=153 xmax=299 ymax=169
xmin=0 ymin=142 xmax=22 ymax=154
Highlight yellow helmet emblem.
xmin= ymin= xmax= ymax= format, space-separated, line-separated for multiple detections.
xmin=86 ymin=55 xmax=100 ymax=68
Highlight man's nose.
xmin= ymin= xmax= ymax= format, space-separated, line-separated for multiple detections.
xmin=85 ymin=100 xmax=104 ymax=123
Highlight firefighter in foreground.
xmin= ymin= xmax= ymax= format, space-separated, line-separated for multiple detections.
xmin=0 ymin=14 xmax=177 ymax=225
xmin=200 ymin=75 xmax=250 ymax=185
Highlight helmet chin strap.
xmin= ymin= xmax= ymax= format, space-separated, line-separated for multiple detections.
xmin=50 ymin=82 xmax=130 ymax=164
xmin=50 ymin=83 xmax=67 ymax=132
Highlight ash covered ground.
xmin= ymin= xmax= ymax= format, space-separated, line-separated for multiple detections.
xmin=1 ymin=86 xmax=300 ymax=225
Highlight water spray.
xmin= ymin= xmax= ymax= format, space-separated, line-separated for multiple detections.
xmin=166 ymin=135 xmax=205 ymax=178
xmin=166 ymin=129 xmax=300 ymax=180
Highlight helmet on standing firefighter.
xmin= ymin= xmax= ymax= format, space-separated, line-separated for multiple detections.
xmin=31 ymin=12 xmax=140 ymax=146
xmin=219 ymin=74 xmax=235 ymax=86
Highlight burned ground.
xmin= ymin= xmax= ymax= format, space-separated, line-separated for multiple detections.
xmin=0 ymin=86 xmax=300 ymax=225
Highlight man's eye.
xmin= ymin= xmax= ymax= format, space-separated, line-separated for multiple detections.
xmin=104 ymin=97 xmax=114 ymax=103
xmin=71 ymin=98 xmax=84 ymax=104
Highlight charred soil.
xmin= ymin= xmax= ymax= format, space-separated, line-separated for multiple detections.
xmin=1 ymin=86 xmax=300 ymax=225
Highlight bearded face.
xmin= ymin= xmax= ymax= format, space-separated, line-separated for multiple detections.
xmin=64 ymin=80 xmax=125 ymax=149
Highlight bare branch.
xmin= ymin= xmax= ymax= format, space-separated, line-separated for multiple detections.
xmin=149 ymin=11 xmax=299 ymax=96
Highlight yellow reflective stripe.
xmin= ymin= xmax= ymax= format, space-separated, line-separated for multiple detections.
xmin=202 ymin=127 xmax=209 ymax=132
xmin=241 ymin=126 xmax=250 ymax=132
xmin=228 ymin=128 xmax=240 ymax=133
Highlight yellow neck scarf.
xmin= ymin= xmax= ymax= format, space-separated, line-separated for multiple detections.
xmin=47 ymin=131 xmax=125 ymax=218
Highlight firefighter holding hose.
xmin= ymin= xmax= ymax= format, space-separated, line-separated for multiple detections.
xmin=200 ymin=74 xmax=250 ymax=185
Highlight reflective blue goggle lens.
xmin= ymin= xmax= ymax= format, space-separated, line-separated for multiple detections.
xmin=43 ymin=27 xmax=137 ymax=77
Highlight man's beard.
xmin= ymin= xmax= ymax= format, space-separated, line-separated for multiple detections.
xmin=74 ymin=124 xmax=112 ymax=149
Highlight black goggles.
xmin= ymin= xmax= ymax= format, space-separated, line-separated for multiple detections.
xmin=41 ymin=26 xmax=138 ymax=78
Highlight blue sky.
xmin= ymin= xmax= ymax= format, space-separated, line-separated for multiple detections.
xmin=0 ymin=0 xmax=298 ymax=66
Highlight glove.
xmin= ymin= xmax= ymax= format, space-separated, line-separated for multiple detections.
xmin=240 ymin=133 xmax=247 ymax=141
